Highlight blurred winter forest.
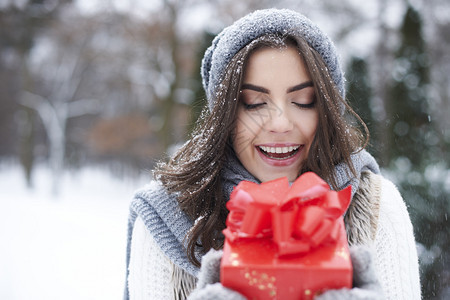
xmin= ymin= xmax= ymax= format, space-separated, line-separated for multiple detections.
xmin=0 ymin=0 xmax=449 ymax=298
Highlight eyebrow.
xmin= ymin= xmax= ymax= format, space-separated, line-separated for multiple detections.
xmin=286 ymin=81 xmax=314 ymax=93
xmin=241 ymin=81 xmax=314 ymax=94
xmin=240 ymin=83 xmax=269 ymax=94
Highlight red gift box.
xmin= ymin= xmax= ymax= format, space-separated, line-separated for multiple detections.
xmin=220 ymin=172 xmax=353 ymax=300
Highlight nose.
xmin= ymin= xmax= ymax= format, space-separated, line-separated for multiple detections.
xmin=264 ymin=104 xmax=293 ymax=133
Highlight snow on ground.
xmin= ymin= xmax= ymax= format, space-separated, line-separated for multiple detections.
xmin=0 ymin=163 xmax=150 ymax=300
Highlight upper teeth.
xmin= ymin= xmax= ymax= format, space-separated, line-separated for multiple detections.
xmin=259 ymin=145 xmax=300 ymax=154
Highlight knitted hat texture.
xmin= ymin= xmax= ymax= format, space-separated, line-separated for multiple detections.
xmin=201 ymin=8 xmax=345 ymax=111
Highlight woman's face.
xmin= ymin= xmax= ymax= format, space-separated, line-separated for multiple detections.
xmin=233 ymin=46 xmax=318 ymax=182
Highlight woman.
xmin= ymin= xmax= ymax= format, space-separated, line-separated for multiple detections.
xmin=124 ymin=9 xmax=421 ymax=299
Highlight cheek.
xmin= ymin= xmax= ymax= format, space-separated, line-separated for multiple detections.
xmin=309 ymin=114 xmax=319 ymax=137
xmin=233 ymin=114 xmax=253 ymax=153
xmin=297 ymin=111 xmax=319 ymax=140
xmin=234 ymin=110 xmax=261 ymax=140
xmin=233 ymin=109 xmax=268 ymax=158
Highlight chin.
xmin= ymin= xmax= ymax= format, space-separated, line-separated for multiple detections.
xmin=258 ymin=172 xmax=298 ymax=183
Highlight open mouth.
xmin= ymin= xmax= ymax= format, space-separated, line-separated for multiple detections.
xmin=258 ymin=145 xmax=302 ymax=160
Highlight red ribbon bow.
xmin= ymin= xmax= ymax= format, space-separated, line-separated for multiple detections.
xmin=223 ymin=172 xmax=352 ymax=257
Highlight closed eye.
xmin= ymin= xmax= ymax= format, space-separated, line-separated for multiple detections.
xmin=242 ymin=102 xmax=266 ymax=110
xmin=293 ymin=102 xmax=315 ymax=109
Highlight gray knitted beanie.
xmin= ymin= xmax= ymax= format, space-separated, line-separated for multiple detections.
xmin=201 ymin=8 xmax=345 ymax=111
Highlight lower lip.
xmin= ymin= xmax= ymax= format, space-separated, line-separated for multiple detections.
xmin=256 ymin=146 xmax=304 ymax=167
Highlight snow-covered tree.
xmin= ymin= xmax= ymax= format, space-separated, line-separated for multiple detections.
xmin=20 ymin=12 xmax=100 ymax=194
xmin=383 ymin=5 xmax=449 ymax=298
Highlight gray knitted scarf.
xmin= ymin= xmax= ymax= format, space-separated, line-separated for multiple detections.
xmin=124 ymin=149 xmax=379 ymax=299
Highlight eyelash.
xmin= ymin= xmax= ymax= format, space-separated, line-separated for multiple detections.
xmin=293 ymin=102 xmax=316 ymax=109
xmin=242 ymin=101 xmax=316 ymax=110
xmin=242 ymin=103 xmax=266 ymax=110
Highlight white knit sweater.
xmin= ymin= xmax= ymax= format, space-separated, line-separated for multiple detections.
xmin=127 ymin=175 xmax=421 ymax=299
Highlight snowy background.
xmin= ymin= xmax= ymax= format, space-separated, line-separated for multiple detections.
xmin=0 ymin=0 xmax=449 ymax=298
xmin=0 ymin=163 xmax=149 ymax=300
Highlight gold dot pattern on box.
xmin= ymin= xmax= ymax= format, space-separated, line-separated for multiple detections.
xmin=230 ymin=253 xmax=240 ymax=266
xmin=335 ymin=247 xmax=350 ymax=261
xmin=244 ymin=270 xmax=277 ymax=297
xmin=304 ymin=288 xmax=323 ymax=300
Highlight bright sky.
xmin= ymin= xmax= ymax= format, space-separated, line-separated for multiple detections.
xmin=75 ymin=0 xmax=217 ymax=35
xmin=75 ymin=0 xmax=163 ymax=16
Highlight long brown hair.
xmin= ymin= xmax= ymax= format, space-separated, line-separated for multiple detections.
xmin=154 ymin=34 xmax=368 ymax=267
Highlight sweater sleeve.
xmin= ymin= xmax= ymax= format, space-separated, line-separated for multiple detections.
xmin=128 ymin=216 xmax=174 ymax=300
xmin=373 ymin=176 xmax=421 ymax=299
